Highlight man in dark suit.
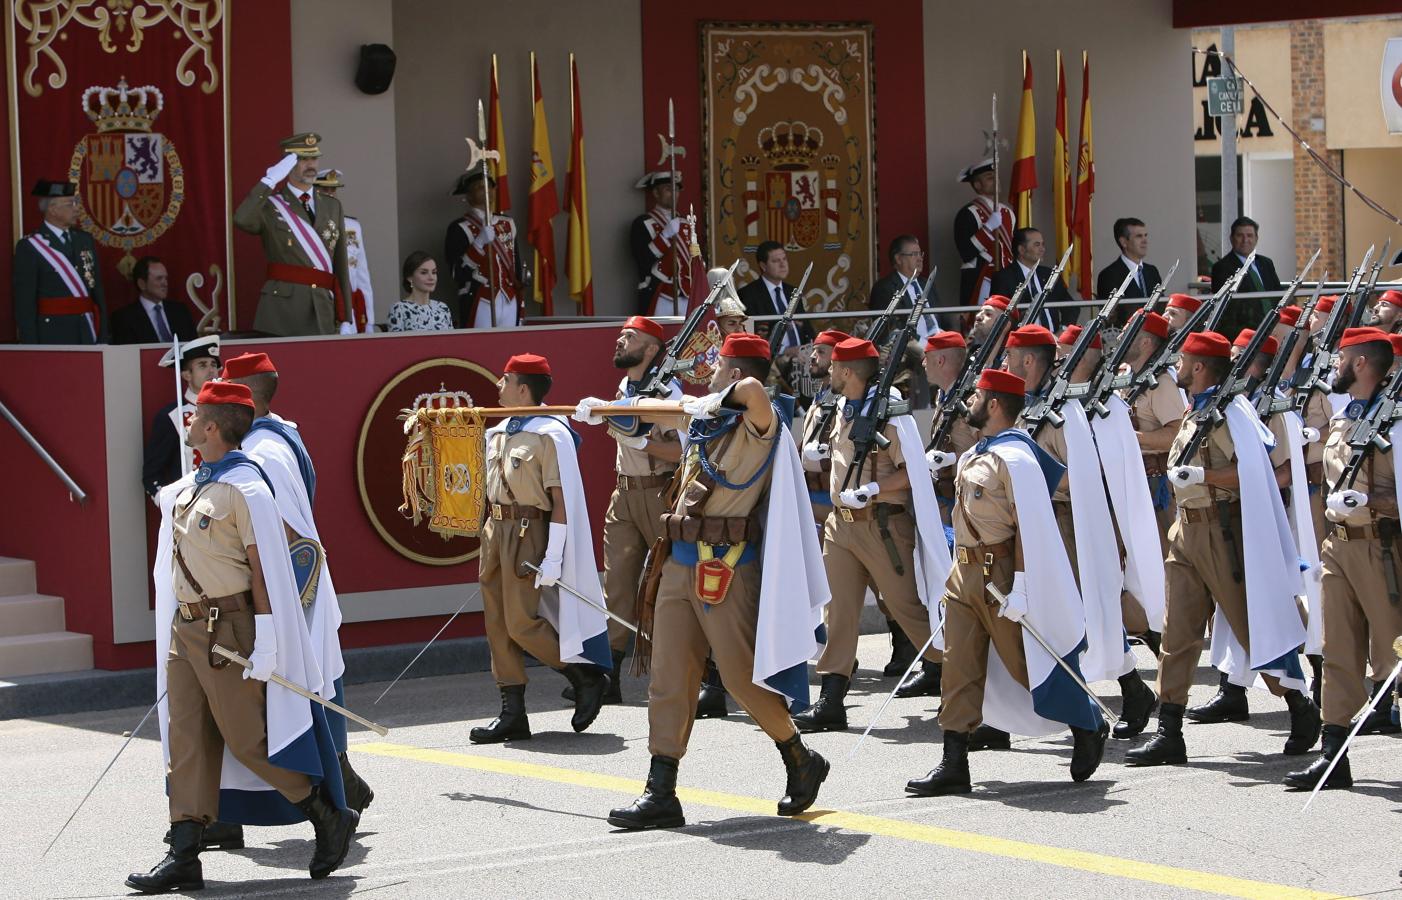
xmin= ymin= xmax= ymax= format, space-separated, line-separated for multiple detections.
xmin=1210 ymin=216 xmax=1283 ymax=341
xmin=1096 ymin=217 xmax=1164 ymax=325
xmin=989 ymin=228 xmax=1072 ymax=332
xmin=12 ymin=179 xmax=108 ymax=343
xmin=110 ymin=256 xmax=198 ymax=344
xmin=868 ymin=234 xmax=940 ymax=337
xmin=737 ymin=240 xmax=814 ymax=353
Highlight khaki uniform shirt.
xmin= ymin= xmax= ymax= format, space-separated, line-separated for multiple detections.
xmin=1297 ymin=388 xmax=1332 ymax=466
xmin=1169 ymin=405 xmax=1239 ymax=508
xmin=1127 ymin=370 xmax=1187 ymax=434
xmin=1027 ymin=419 xmax=1071 ymax=503
xmin=953 ymin=449 xmax=1017 ymax=545
xmin=1322 ymin=409 xmax=1396 ymax=525
xmin=827 ymin=412 xmax=910 ymax=508
xmin=486 ymin=427 xmax=561 ymax=509
xmin=673 ymin=412 xmax=779 ymax=518
xmin=172 ymin=482 xmax=257 ymax=604
xmin=613 ymin=393 xmax=680 ymax=477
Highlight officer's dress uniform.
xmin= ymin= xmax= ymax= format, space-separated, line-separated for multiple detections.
xmin=445 ymin=205 xmax=522 ymax=328
xmin=12 ymin=221 xmax=107 ymax=344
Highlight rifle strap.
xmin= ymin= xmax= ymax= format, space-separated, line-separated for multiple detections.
xmin=1366 ymin=454 xmax=1401 ymax=605
xmin=1202 ymin=443 xmax=1245 ymax=584
xmin=874 ymin=504 xmax=906 ymax=577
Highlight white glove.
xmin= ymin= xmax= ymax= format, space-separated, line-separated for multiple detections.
xmin=1301 ymin=426 xmax=1321 ymax=444
xmin=261 ymin=153 xmax=298 ymax=188
xmin=1169 ymin=465 xmax=1205 ymax=488
xmin=1327 ymin=489 xmax=1368 ymax=515
xmin=615 ymin=434 xmax=647 ymax=450
xmin=472 ymin=223 xmax=495 ymax=251
xmin=983 ymin=209 xmax=1005 ymax=232
xmin=926 ymin=449 xmax=956 ymax=470
xmin=534 ymin=522 xmax=568 ymax=588
xmin=998 ymin=572 xmax=1029 ymax=622
xmin=839 ymin=481 xmax=880 ymax=509
xmin=243 ymin=613 xmax=277 ymax=682
xmin=662 ymin=217 xmax=683 ymax=240
xmin=681 ymin=391 xmax=727 ymax=420
xmin=803 ymin=442 xmax=830 ymax=463
xmin=572 ymin=397 xmax=610 ymax=425
xmin=338 ymin=321 xmax=357 ymax=336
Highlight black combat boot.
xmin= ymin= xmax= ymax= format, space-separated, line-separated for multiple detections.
xmin=1284 ymin=723 xmax=1353 ymax=791
xmin=894 ymin=659 xmax=942 ymax=698
xmin=968 ymin=724 xmax=1011 ymax=751
xmin=560 ymin=664 xmax=608 ymax=732
xmin=792 ymin=674 xmax=850 ymax=733
xmin=127 ymin=820 xmax=204 ymax=893
xmin=1124 ymin=702 xmax=1188 ymax=766
xmin=1358 ymin=679 xmax=1400 ymax=735
xmin=1139 ymin=630 xmax=1162 ymax=658
xmin=1283 ymin=689 xmax=1322 ymax=755
xmin=883 ymin=620 xmax=917 ymax=677
xmin=603 ymin=648 xmax=627 ymax=705
xmin=695 ymin=658 xmax=729 ymax=719
xmin=163 ymin=819 xmax=243 ymax=851
xmin=469 ymin=685 xmax=532 ymax=744
xmin=776 ymin=733 xmax=830 ymax=816
xmin=339 ymin=752 xmax=374 ymax=814
xmin=294 ymin=783 xmax=359 ymax=880
xmin=1307 ymin=654 xmax=1323 ymax=707
xmin=906 ymin=731 xmax=972 ymax=796
xmin=1184 ymin=673 xmax=1249 ymax=723
xmin=1113 ymin=669 xmax=1158 ymax=739
xmin=1070 ymin=720 xmax=1111 ymax=782
xmin=608 ymin=756 xmax=685 ymax=829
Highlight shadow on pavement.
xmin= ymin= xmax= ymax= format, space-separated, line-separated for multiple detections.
xmin=964 ymin=778 xmax=1128 ymax=813
xmin=504 ymin=730 xmax=630 ymax=756
xmin=442 ymin=790 xmax=611 ymax=821
xmin=686 ymin=814 xmax=872 ymax=864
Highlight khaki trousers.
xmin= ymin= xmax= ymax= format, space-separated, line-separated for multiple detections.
xmin=1157 ymin=512 xmax=1287 ymax=706
xmin=818 ymin=509 xmax=938 ymax=676
xmin=647 ymin=557 xmax=797 ymax=759
xmin=938 ymin=552 xmax=1028 ymax=733
xmin=479 ymin=516 xmax=563 ymax=687
xmin=1319 ymin=533 xmax=1402 ymax=727
xmin=602 ymin=485 xmax=670 ymax=651
xmin=166 ymin=609 xmax=312 ymax=824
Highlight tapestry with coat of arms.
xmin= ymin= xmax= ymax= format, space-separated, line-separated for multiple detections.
xmin=702 ymin=22 xmax=877 ymax=319
xmin=6 ymin=0 xmax=229 ymax=327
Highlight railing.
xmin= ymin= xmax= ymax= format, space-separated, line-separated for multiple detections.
xmin=0 ymin=396 xmax=87 ymax=503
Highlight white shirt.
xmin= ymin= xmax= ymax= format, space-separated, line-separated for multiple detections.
xmin=287 ymin=182 xmax=315 ymax=217
xmin=42 ymin=221 xmax=69 ymax=243
xmin=141 ymin=295 xmax=172 ymax=338
xmin=1120 ymin=254 xmax=1146 ymax=292
xmin=1018 ymin=260 xmax=1043 ymax=294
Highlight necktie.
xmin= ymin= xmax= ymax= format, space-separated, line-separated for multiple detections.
xmin=153 ymin=304 xmax=172 ymax=343
xmin=1248 ymin=263 xmax=1263 ymax=292
xmin=299 ymin=191 xmax=314 ymax=220
xmin=1136 ymin=266 xmax=1146 ymax=294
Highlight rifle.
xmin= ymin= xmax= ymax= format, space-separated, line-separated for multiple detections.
xmin=1332 ymin=370 xmax=1402 ymax=495
xmin=1255 ymin=276 xmax=1326 ymax=420
xmin=637 ymin=258 xmax=739 ymax=398
xmin=990 ymin=244 xmax=1075 ymax=370
xmin=1204 ymin=249 xmax=1258 ymax=334
xmin=1351 ymin=237 xmax=1393 ymax=329
xmin=768 ymin=261 xmax=815 ymax=359
xmin=840 ymin=271 xmax=937 ymax=493
xmin=1082 ymin=259 xmax=1181 ymax=419
xmin=805 ymin=277 xmax=909 ymax=447
xmin=1292 ymin=244 xmax=1375 ymax=407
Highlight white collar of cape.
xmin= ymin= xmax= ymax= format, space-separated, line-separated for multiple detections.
xmin=153 ymin=462 xmax=326 ymax=795
xmin=485 ymin=413 xmax=608 ymax=665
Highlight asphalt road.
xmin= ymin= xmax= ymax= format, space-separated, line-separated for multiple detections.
xmin=4 ymin=636 xmax=1399 ymax=899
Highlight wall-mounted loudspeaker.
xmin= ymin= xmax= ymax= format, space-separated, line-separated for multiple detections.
xmin=355 ymin=44 xmax=397 ymax=95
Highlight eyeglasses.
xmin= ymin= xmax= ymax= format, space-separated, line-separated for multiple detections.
xmin=897 ymin=250 xmax=924 ymax=258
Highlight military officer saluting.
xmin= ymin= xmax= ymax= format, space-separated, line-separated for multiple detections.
xmin=13 ymin=179 xmax=107 ymax=344
xmin=235 ymin=133 xmax=354 ymax=336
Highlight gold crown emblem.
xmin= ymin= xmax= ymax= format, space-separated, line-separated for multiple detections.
xmin=82 ymin=77 xmax=164 ymax=133
xmin=758 ymin=121 xmax=823 ymax=170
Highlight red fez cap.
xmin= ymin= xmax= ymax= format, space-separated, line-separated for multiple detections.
xmin=1181 ymin=330 xmax=1232 ymax=359
xmin=1340 ymin=326 xmax=1391 ymax=349
xmin=1278 ymin=305 xmax=1302 ymax=327
xmin=621 ymin=316 xmax=665 ymax=341
xmin=1133 ymin=310 xmax=1170 ymax=340
xmin=197 ymin=381 xmax=255 ymax=410
xmin=220 ymin=352 xmax=276 ymax=379
xmin=815 ymin=329 xmax=852 ymax=347
xmin=504 ymin=353 xmax=551 ymax=375
xmin=1233 ymin=329 xmax=1279 ymax=357
xmin=832 ymin=338 xmax=878 ymax=362
xmin=1168 ymin=293 xmax=1202 ymax=312
xmin=1058 ymin=324 xmax=1102 ymax=349
xmin=1316 ymin=295 xmax=1339 ymax=313
xmin=719 ymin=333 xmax=771 ymax=360
xmin=1390 ymin=334 xmax=1402 ymax=356
xmin=977 ymin=368 xmax=1025 ymax=395
xmin=983 ymin=294 xmax=1010 ymax=310
xmin=1006 ymin=325 xmax=1056 ymax=348
xmin=925 ymin=331 xmax=967 ymax=352
xmin=1379 ymin=290 xmax=1402 ymax=307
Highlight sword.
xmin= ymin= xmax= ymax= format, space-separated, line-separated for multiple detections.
xmin=43 ymin=691 xmax=165 ymax=857
xmin=845 ymin=619 xmax=945 ymax=763
xmin=212 ymin=645 xmax=389 ymax=737
xmin=522 ymin=562 xmax=648 ymax=640
xmin=1301 ymin=642 xmax=1402 ymax=812
xmin=986 ymin=584 xmax=1118 ymax=723
xmin=375 ymin=585 xmax=483 ymax=704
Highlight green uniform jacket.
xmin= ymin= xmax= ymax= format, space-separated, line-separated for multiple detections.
xmin=11 ymin=226 xmax=108 ymax=344
xmin=234 ymin=182 xmax=351 ymax=336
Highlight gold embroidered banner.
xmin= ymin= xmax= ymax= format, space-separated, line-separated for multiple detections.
xmin=702 ymin=22 xmax=877 ymax=316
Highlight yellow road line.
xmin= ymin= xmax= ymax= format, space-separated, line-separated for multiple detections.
xmin=353 ymin=741 xmax=1337 ymax=900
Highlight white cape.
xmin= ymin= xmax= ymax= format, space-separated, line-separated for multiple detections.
xmin=892 ymin=414 xmax=952 ymax=638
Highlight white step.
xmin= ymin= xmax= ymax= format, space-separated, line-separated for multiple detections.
xmin=0 ymin=631 xmax=94 ymax=678
xmin=0 ymin=594 xmax=66 ymax=637
xmin=0 ymin=557 xmax=37 ymax=597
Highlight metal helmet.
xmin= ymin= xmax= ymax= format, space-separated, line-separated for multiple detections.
xmin=707 ymin=266 xmax=745 ymax=317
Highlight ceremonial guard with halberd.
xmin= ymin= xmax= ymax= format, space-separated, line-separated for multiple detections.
xmin=445 ymin=169 xmax=523 ymax=328
xmin=630 ymin=171 xmax=694 ymax=317
xmin=952 ymin=160 xmax=1014 ymax=307
xmin=143 ymin=335 xmax=220 ymax=500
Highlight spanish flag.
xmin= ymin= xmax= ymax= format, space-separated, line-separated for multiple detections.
xmin=1008 ymin=50 xmax=1037 ymax=229
xmin=1070 ymin=51 xmax=1095 ymax=297
xmin=565 ymin=54 xmax=594 ymax=316
xmin=488 ymin=54 xmax=511 ymax=213
xmin=528 ymin=52 xmax=560 ymax=313
xmin=1053 ymin=51 xmax=1071 ymax=263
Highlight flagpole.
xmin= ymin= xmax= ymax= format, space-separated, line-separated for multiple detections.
xmin=172 ymin=336 xmax=188 ymax=477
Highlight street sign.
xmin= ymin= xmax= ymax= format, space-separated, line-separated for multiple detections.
xmin=1207 ymin=76 xmax=1246 ymax=117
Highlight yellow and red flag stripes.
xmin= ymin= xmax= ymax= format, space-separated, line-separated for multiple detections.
xmin=1008 ymin=50 xmax=1037 ymax=230
xmin=565 ymin=54 xmax=594 ymax=316
xmin=1070 ymin=51 xmax=1095 ymax=297
xmin=488 ymin=54 xmax=511 ymax=213
xmin=1053 ymin=50 xmax=1072 ymax=263
xmin=527 ymin=52 xmax=561 ymax=313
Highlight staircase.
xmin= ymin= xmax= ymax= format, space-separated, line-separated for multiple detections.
xmin=0 ymin=556 xmax=93 ymax=678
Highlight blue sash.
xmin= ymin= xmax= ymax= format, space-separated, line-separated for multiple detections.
xmin=249 ymin=417 xmax=316 ymax=504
